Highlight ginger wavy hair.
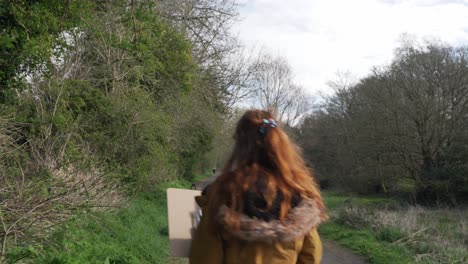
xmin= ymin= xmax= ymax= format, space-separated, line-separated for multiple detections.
xmin=207 ymin=109 xmax=327 ymax=230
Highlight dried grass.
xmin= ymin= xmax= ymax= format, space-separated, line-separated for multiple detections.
xmin=335 ymin=202 xmax=468 ymax=263
xmin=0 ymin=122 xmax=123 ymax=261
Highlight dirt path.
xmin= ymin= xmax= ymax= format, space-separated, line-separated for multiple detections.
xmin=322 ymin=239 xmax=368 ymax=264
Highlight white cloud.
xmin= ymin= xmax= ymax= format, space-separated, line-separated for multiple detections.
xmin=235 ymin=0 xmax=468 ymax=95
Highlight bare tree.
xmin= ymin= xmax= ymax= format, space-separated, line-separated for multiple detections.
xmin=209 ymin=47 xmax=264 ymax=108
xmin=298 ymin=41 xmax=468 ymax=203
xmin=155 ymin=0 xmax=239 ymax=65
xmin=370 ymin=43 xmax=468 ymax=201
xmin=249 ymin=53 xmax=314 ymax=126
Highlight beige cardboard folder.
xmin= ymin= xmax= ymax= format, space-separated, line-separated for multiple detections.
xmin=167 ymin=188 xmax=202 ymax=257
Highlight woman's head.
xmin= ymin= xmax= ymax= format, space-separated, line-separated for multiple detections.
xmin=208 ymin=109 xmax=326 ymax=228
xmin=228 ymin=109 xmax=279 ymax=170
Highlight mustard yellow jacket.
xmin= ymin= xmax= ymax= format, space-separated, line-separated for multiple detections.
xmin=189 ymin=196 xmax=323 ymax=264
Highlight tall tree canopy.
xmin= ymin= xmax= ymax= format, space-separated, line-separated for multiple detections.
xmin=299 ymin=42 xmax=468 ymax=204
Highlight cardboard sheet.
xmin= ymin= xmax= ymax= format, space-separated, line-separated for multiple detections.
xmin=166 ymin=188 xmax=202 ymax=257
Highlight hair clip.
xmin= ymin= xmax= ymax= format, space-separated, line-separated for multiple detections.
xmin=268 ymin=119 xmax=278 ymax=127
xmin=259 ymin=119 xmax=278 ymax=134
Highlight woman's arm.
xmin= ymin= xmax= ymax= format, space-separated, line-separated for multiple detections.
xmin=189 ymin=196 xmax=224 ymax=264
xmin=297 ymin=228 xmax=322 ymax=264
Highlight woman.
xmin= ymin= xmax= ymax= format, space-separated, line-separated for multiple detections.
xmin=190 ymin=109 xmax=327 ymax=264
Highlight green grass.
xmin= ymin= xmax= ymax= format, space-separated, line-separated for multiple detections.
xmin=319 ymin=192 xmax=468 ymax=264
xmin=319 ymin=222 xmax=413 ymax=263
xmin=8 ymin=179 xmax=193 ymax=264
xmin=10 ymin=180 xmax=464 ymax=264
xmin=191 ymin=172 xmax=212 ymax=183
xmin=319 ymin=192 xmax=414 ymax=264
xmin=322 ymin=192 xmax=397 ymax=210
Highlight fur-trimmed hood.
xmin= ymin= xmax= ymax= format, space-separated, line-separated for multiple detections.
xmin=216 ymin=198 xmax=323 ymax=243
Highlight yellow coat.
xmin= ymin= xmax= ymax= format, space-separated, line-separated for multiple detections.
xmin=189 ymin=196 xmax=323 ymax=264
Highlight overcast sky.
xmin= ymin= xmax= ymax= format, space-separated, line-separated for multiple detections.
xmin=235 ymin=0 xmax=468 ymax=95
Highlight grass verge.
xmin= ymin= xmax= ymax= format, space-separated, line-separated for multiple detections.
xmin=320 ymin=192 xmax=467 ymax=264
xmin=7 ymin=179 xmax=193 ymax=264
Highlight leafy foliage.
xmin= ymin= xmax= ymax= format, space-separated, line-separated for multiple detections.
xmin=1 ymin=0 xmax=225 ymax=261
xmin=300 ymin=42 xmax=468 ymax=204
xmin=0 ymin=0 xmax=93 ymax=102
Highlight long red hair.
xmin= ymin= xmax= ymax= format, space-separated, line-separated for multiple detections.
xmin=207 ymin=109 xmax=327 ymax=230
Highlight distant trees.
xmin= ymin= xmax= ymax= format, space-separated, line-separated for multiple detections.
xmin=299 ymin=42 xmax=468 ymax=204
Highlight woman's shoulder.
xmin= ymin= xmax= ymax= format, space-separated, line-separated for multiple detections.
xmin=218 ymin=197 xmax=323 ymax=243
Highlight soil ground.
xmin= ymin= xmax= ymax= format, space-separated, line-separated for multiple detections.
xmin=322 ymin=238 xmax=368 ymax=264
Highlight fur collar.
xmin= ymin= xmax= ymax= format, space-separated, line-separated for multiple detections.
xmin=217 ymin=198 xmax=323 ymax=243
